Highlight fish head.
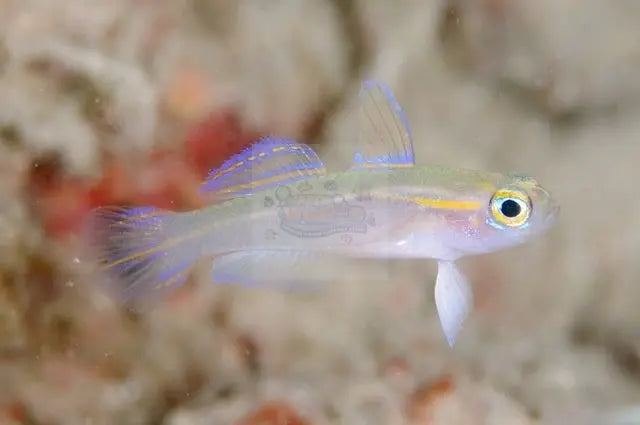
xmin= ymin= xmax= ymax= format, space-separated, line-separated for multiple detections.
xmin=457 ymin=173 xmax=559 ymax=256
xmin=426 ymin=171 xmax=559 ymax=260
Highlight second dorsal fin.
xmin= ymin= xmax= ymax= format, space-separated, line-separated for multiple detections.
xmin=199 ymin=137 xmax=326 ymax=200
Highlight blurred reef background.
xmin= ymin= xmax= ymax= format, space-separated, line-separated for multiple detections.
xmin=1 ymin=1 xmax=640 ymax=424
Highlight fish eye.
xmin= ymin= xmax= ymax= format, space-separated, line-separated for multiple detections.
xmin=500 ymin=199 xmax=521 ymax=218
xmin=489 ymin=189 xmax=531 ymax=228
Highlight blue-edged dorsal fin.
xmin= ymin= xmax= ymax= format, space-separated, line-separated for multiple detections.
xmin=199 ymin=137 xmax=326 ymax=200
xmin=352 ymin=80 xmax=415 ymax=170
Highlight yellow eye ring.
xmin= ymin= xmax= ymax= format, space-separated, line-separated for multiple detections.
xmin=489 ymin=189 xmax=531 ymax=228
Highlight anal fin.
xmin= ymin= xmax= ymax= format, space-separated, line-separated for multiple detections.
xmin=211 ymin=250 xmax=340 ymax=292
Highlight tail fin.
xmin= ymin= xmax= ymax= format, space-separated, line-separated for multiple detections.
xmin=83 ymin=206 xmax=196 ymax=310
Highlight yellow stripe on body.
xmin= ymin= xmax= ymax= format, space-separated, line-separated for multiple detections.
xmin=386 ymin=195 xmax=481 ymax=210
xmin=106 ymin=177 xmax=478 ymax=271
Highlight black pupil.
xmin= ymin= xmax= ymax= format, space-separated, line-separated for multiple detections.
xmin=500 ymin=199 xmax=521 ymax=218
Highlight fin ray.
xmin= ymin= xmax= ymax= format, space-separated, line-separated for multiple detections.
xmin=83 ymin=206 xmax=197 ymax=310
xmin=352 ymin=80 xmax=415 ymax=169
xmin=200 ymin=137 xmax=326 ymax=201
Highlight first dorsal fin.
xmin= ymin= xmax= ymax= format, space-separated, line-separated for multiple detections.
xmin=352 ymin=80 xmax=415 ymax=170
xmin=200 ymin=137 xmax=326 ymax=201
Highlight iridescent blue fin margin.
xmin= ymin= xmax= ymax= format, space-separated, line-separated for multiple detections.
xmin=200 ymin=137 xmax=327 ymax=201
xmin=352 ymin=80 xmax=415 ymax=169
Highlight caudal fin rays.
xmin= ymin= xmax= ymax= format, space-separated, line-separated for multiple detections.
xmin=83 ymin=206 xmax=197 ymax=309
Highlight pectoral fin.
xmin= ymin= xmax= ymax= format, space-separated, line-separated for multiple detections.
xmin=434 ymin=261 xmax=473 ymax=347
